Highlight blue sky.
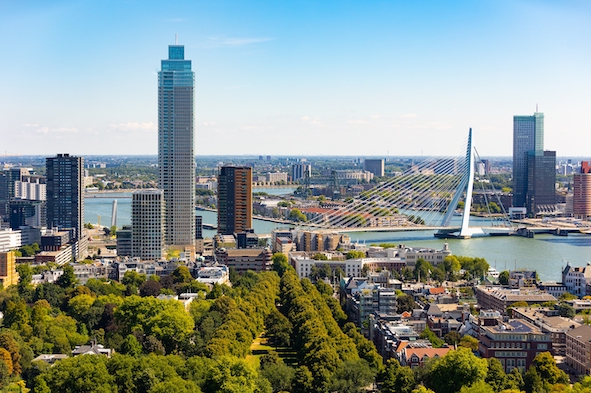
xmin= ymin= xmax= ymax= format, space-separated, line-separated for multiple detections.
xmin=1 ymin=0 xmax=591 ymax=157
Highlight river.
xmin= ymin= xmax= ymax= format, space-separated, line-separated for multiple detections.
xmin=84 ymin=190 xmax=591 ymax=282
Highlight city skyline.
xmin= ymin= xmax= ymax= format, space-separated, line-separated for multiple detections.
xmin=2 ymin=1 xmax=591 ymax=157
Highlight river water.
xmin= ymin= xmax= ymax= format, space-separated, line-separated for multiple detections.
xmin=84 ymin=190 xmax=591 ymax=282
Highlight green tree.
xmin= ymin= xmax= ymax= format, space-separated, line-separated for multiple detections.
xmin=171 ymin=266 xmax=193 ymax=284
xmin=289 ymin=209 xmax=307 ymax=222
xmin=499 ymin=271 xmax=510 ymax=286
xmin=485 ymin=358 xmax=507 ymax=393
xmin=346 ymin=250 xmax=366 ymax=260
xmin=419 ymin=326 xmax=444 ymax=348
xmin=558 ymin=303 xmax=575 ymax=318
xmin=203 ymin=356 xmax=262 ymax=393
xmin=429 ymin=348 xmax=488 ymax=393
xmin=271 ymin=253 xmax=290 ymax=277
xmin=34 ymin=354 xmax=116 ymax=393
xmin=330 ymin=359 xmax=375 ymax=393
xmin=459 ymin=381 xmax=495 ymax=393
xmin=261 ymin=362 xmax=295 ymax=393
xmin=459 ymin=335 xmax=479 ymax=351
xmin=530 ymin=351 xmax=569 ymax=386
xmin=444 ymin=331 xmax=461 ymax=346
xmin=504 ymin=367 xmax=525 ymax=391
xmin=265 ymin=309 xmax=293 ymax=347
xmin=56 ymin=265 xmax=77 ymax=289
xmin=381 ymin=359 xmax=416 ymax=393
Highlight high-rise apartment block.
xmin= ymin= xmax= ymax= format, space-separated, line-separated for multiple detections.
xmin=292 ymin=163 xmax=311 ymax=182
xmin=512 ymin=112 xmax=556 ymax=215
xmin=158 ymin=43 xmax=195 ymax=251
xmin=46 ymin=154 xmax=86 ymax=259
xmin=573 ymin=162 xmax=591 ymax=220
xmin=217 ymin=166 xmax=252 ymax=235
xmin=132 ymin=189 xmax=164 ymax=260
xmin=0 ymin=251 xmax=18 ymax=288
xmin=364 ymin=159 xmax=385 ymax=177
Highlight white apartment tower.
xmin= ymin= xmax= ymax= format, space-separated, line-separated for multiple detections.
xmin=132 ymin=189 xmax=164 ymax=261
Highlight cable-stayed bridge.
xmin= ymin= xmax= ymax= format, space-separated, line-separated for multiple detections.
xmin=296 ymin=129 xmax=516 ymax=239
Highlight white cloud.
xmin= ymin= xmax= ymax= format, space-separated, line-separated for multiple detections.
xmin=33 ymin=126 xmax=78 ymax=134
xmin=109 ymin=122 xmax=156 ymax=132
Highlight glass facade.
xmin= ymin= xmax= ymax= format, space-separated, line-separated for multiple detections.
xmin=158 ymin=44 xmax=195 ymax=247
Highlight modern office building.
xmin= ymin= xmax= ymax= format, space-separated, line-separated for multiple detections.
xmin=158 ymin=42 xmax=195 ymax=251
xmin=131 ymin=189 xmax=164 ymax=261
xmin=526 ymin=150 xmax=556 ymax=215
xmin=217 ymin=166 xmax=252 ymax=235
xmin=573 ymin=162 xmax=591 ymax=220
xmin=292 ymin=163 xmax=311 ymax=182
xmin=512 ymin=112 xmax=556 ymax=215
xmin=116 ymin=225 xmax=132 ymax=258
xmin=0 ymin=168 xmax=31 ymax=221
xmin=513 ymin=112 xmax=544 ymax=208
xmin=364 ymin=159 xmax=385 ymax=177
xmin=46 ymin=154 xmax=86 ymax=259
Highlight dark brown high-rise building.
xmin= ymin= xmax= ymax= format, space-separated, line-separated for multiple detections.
xmin=573 ymin=162 xmax=591 ymax=220
xmin=217 ymin=166 xmax=252 ymax=235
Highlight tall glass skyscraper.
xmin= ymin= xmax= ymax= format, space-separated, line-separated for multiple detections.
xmin=158 ymin=44 xmax=195 ymax=249
xmin=512 ymin=112 xmax=544 ymax=208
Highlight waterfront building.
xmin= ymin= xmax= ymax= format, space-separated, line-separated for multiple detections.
xmin=0 ymin=251 xmax=19 ymax=287
xmin=291 ymin=163 xmax=311 ymax=181
xmin=131 ymin=190 xmax=164 ymax=261
xmin=513 ymin=112 xmax=544 ymax=208
xmin=217 ymin=166 xmax=252 ymax=235
xmin=265 ymin=172 xmax=288 ymax=183
xmin=562 ymin=263 xmax=591 ymax=297
xmin=46 ymin=154 xmax=86 ymax=259
xmin=526 ymin=150 xmax=556 ymax=215
xmin=158 ymin=42 xmax=195 ymax=251
xmin=364 ymin=159 xmax=385 ymax=177
xmin=573 ymin=161 xmax=591 ymax=220
xmin=195 ymin=216 xmax=203 ymax=240
xmin=566 ymin=325 xmax=591 ymax=375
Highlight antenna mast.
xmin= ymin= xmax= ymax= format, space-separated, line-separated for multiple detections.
xmin=175 ymin=34 xmax=178 ymax=45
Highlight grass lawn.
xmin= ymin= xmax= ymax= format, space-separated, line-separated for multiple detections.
xmin=245 ymin=334 xmax=298 ymax=367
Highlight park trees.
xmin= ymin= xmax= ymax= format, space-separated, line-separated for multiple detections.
xmin=428 ymin=348 xmax=488 ymax=393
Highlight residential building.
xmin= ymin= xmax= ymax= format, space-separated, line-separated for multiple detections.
xmin=513 ymin=112 xmax=544 ymax=208
xmin=566 ymin=324 xmax=591 ymax=375
xmin=475 ymin=286 xmax=556 ymax=314
xmin=478 ymin=315 xmax=551 ymax=373
xmin=46 ymin=154 xmax=86 ymax=259
xmin=292 ymin=163 xmax=311 ymax=181
xmin=512 ymin=307 xmax=581 ymax=356
xmin=196 ymin=265 xmax=231 ymax=286
xmin=158 ymin=43 xmax=195 ymax=250
xmin=0 ymin=228 xmax=21 ymax=252
xmin=214 ymin=248 xmax=272 ymax=273
xmin=0 ymin=168 xmax=30 ymax=220
xmin=131 ymin=189 xmax=164 ymax=261
xmin=364 ymin=159 xmax=385 ymax=177
xmin=265 ymin=172 xmax=288 ymax=183
xmin=566 ymin=325 xmax=591 ymax=375
xmin=217 ymin=166 xmax=252 ymax=235
xmin=562 ymin=263 xmax=591 ymax=297
xmin=0 ymin=251 xmax=19 ymax=287
xmin=573 ymin=162 xmax=591 ymax=220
